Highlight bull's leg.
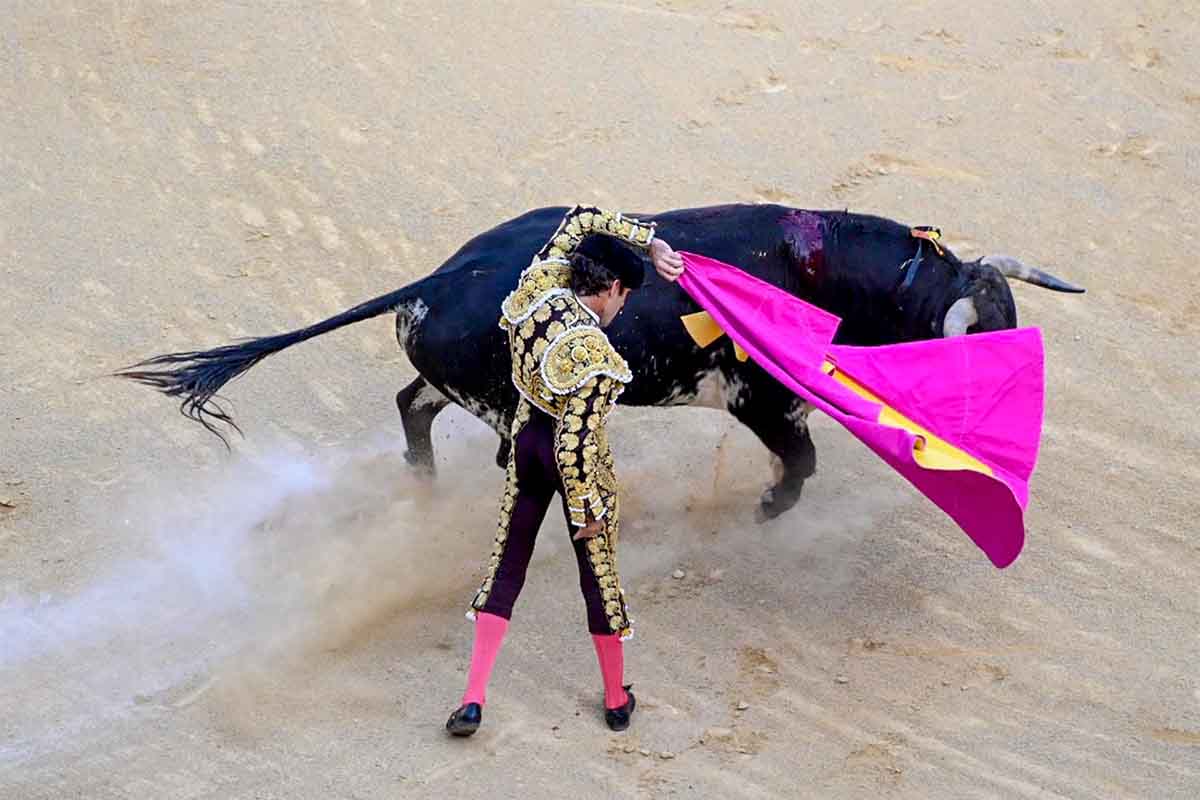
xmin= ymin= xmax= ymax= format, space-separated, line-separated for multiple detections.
xmin=495 ymin=436 xmax=512 ymax=469
xmin=448 ymin=395 xmax=514 ymax=469
xmin=487 ymin=404 xmax=516 ymax=468
xmin=396 ymin=376 xmax=450 ymax=474
xmin=725 ymin=376 xmax=816 ymax=522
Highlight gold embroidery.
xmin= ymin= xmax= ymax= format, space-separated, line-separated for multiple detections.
xmin=470 ymin=399 xmax=532 ymax=613
xmin=473 ymin=205 xmax=648 ymax=636
xmin=499 ymin=261 xmax=573 ymax=325
xmin=537 ymin=205 xmax=656 ymax=263
xmin=580 ymin=506 xmax=631 ymax=634
xmin=597 ymin=467 xmax=617 ymax=494
xmin=542 ymin=327 xmax=632 ymax=395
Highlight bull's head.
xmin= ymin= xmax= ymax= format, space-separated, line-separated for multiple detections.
xmin=943 ymin=255 xmax=1085 ymax=337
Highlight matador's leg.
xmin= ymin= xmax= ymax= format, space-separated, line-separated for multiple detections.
xmin=469 ymin=401 xmax=555 ymax=619
xmin=566 ymin=495 xmax=633 ymax=712
xmin=565 ymin=494 xmax=632 ymax=640
xmin=458 ymin=402 xmax=550 ymax=714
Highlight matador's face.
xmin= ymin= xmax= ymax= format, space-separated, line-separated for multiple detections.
xmin=598 ymin=285 xmax=632 ymax=328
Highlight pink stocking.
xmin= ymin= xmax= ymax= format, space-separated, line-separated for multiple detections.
xmin=591 ymin=633 xmax=629 ymax=709
xmin=461 ymin=612 xmax=510 ymax=706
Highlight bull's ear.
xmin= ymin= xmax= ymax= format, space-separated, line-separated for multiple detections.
xmin=982 ymin=254 xmax=1086 ymax=293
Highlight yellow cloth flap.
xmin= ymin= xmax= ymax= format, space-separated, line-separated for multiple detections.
xmin=681 ymin=310 xmax=751 ymax=362
xmin=680 ymin=310 xmax=726 ymax=348
xmin=821 ymin=360 xmax=993 ymax=476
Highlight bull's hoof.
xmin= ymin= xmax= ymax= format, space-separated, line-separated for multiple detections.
xmin=755 ymin=481 xmax=803 ymax=523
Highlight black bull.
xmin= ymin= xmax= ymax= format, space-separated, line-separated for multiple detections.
xmin=120 ymin=204 xmax=1083 ymax=520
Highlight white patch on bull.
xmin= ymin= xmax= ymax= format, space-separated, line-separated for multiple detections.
xmin=661 ymin=367 xmax=746 ymax=411
xmin=723 ymin=373 xmax=749 ymax=412
xmin=785 ymin=401 xmax=814 ymax=432
xmin=689 ymin=368 xmax=726 ymax=410
xmin=394 ymin=298 xmax=430 ymax=347
xmin=411 ymin=380 xmax=449 ymax=412
xmin=453 ymin=394 xmax=507 ymax=436
xmin=660 ymin=367 xmax=707 ymax=407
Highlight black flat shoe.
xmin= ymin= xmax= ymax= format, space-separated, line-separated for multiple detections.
xmin=446 ymin=703 xmax=482 ymax=737
xmin=605 ymin=685 xmax=636 ymax=732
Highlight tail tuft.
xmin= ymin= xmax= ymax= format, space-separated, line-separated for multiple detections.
xmin=115 ymin=334 xmax=295 ymax=445
xmin=118 ymin=275 xmax=436 ymax=444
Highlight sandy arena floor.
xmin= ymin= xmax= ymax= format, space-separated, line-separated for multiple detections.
xmin=2 ymin=2 xmax=1198 ymax=797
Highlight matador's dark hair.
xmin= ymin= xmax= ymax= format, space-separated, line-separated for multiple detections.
xmin=570 ymin=234 xmax=646 ymax=295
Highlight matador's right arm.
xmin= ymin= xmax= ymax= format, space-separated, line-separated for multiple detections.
xmin=542 ymin=327 xmax=631 ymax=527
xmin=536 ymin=205 xmax=657 ymax=263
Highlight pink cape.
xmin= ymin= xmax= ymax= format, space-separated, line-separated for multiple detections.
xmin=677 ymin=252 xmax=1044 ymax=568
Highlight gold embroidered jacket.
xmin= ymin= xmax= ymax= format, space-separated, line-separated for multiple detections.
xmin=499 ymin=205 xmax=656 ymax=526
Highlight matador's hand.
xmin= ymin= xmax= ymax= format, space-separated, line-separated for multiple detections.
xmin=573 ymin=519 xmax=603 ymax=541
xmin=650 ymin=238 xmax=684 ymax=283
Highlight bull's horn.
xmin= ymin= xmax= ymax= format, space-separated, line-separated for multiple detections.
xmin=982 ymin=254 xmax=1086 ymax=293
xmin=943 ymin=297 xmax=978 ymax=337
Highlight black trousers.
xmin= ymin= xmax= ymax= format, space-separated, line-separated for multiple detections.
xmin=478 ymin=409 xmax=611 ymax=634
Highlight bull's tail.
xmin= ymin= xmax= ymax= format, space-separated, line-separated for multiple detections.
xmin=116 ymin=279 xmax=425 ymax=445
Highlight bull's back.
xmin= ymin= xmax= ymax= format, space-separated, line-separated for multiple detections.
xmin=400 ymin=208 xmax=565 ymax=406
xmin=433 ymin=203 xmax=794 ymax=281
xmin=407 ymin=203 xmax=799 ymax=408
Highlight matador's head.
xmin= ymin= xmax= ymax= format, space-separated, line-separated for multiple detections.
xmin=570 ymin=234 xmax=646 ymax=327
